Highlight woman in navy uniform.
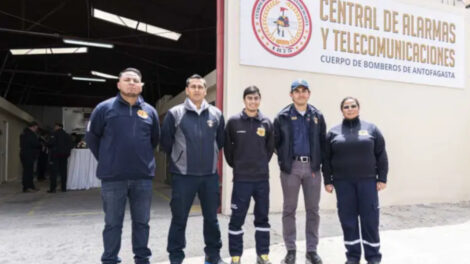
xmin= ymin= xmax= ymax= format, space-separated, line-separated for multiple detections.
xmin=322 ymin=97 xmax=388 ymax=264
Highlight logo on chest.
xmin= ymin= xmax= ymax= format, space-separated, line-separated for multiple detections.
xmin=358 ymin=130 xmax=369 ymax=136
xmin=137 ymin=110 xmax=149 ymax=119
xmin=256 ymin=127 xmax=266 ymax=137
xmin=207 ymin=119 xmax=215 ymax=128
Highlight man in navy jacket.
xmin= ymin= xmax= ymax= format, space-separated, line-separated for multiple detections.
xmin=224 ymin=86 xmax=274 ymax=264
xmin=274 ymin=79 xmax=326 ymax=264
xmin=86 ymin=68 xmax=160 ymax=264
xmin=160 ymin=74 xmax=225 ymax=264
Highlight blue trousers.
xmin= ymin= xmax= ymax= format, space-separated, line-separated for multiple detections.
xmin=334 ymin=179 xmax=381 ymax=262
xmin=228 ymin=181 xmax=270 ymax=256
xmin=101 ymin=179 xmax=153 ymax=264
xmin=167 ymin=174 xmax=222 ymax=263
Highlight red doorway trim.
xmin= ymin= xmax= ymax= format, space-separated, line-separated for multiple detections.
xmin=216 ymin=0 xmax=225 ymax=213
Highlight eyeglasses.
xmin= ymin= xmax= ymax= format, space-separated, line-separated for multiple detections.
xmin=342 ymin=104 xmax=358 ymax=110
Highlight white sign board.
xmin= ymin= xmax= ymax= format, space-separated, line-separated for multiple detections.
xmin=240 ymin=0 xmax=465 ymax=88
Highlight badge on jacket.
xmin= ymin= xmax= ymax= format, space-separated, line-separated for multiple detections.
xmin=256 ymin=127 xmax=266 ymax=137
xmin=358 ymin=130 xmax=369 ymax=136
xmin=313 ymin=116 xmax=318 ymax=124
xmin=291 ymin=116 xmax=297 ymax=120
xmin=137 ymin=110 xmax=148 ymax=119
xmin=207 ymin=119 xmax=214 ymax=127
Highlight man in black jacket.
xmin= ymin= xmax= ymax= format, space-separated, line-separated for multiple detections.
xmin=47 ymin=123 xmax=73 ymax=193
xmin=224 ymin=86 xmax=274 ymax=264
xmin=274 ymin=80 xmax=326 ymax=264
xmin=20 ymin=121 xmax=41 ymax=192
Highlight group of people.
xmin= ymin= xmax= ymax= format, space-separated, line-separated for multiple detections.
xmin=85 ymin=68 xmax=388 ymax=264
xmin=20 ymin=122 xmax=74 ymax=193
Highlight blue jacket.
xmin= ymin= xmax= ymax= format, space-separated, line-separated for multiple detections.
xmin=160 ymin=98 xmax=224 ymax=176
xmin=85 ymin=94 xmax=160 ymax=180
xmin=224 ymin=110 xmax=274 ymax=182
xmin=322 ymin=117 xmax=388 ymax=184
xmin=274 ymin=104 xmax=327 ymax=174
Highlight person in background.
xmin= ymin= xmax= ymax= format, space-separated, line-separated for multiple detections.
xmin=20 ymin=121 xmax=41 ymax=193
xmin=47 ymin=123 xmax=73 ymax=193
xmin=37 ymin=129 xmax=49 ymax=182
xmin=323 ymin=97 xmax=388 ymax=264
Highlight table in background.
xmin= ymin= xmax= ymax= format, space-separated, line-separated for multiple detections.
xmin=67 ymin=148 xmax=101 ymax=190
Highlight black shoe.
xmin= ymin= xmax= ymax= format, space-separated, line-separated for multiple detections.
xmin=345 ymin=261 xmax=360 ymax=264
xmin=282 ymin=250 xmax=296 ymax=264
xmin=47 ymin=190 xmax=56 ymax=193
xmin=306 ymin=252 xmax=322 ymax=264
xmin=31 ymin=188 xmax=39 ymax=192
xmin=205 ymin=256 xmax=227 ymax=264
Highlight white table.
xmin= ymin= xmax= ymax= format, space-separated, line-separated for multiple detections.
xmin=67 ymin=149 xmax=101 ymax=190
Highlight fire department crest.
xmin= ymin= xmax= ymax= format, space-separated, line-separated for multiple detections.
xmin=252 ymin=0 xmax=312 ymax=57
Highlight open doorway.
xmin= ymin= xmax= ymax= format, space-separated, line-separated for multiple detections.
xmin=0 ymin=120 xmax=8 ymax=183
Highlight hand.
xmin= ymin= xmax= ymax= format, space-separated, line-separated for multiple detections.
xmin=325 ymin=184 xmax=334 ymax=193
xmin=377 ymin=182 xmax=387 ymax=191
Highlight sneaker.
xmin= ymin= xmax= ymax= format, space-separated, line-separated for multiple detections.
xmin=205 ymin=256 xmax=227 ymax=264
xmin=257 ymin=254 xmax=271 ymax=264
xmin=231 ymin=256 xmax=241 ymax=264
xmin=306 ymin=252 xmax=322 ymax=264
xmin=282 ymin=250 xmax=295 ymax=264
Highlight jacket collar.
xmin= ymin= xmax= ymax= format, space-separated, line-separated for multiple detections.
xmin=280 ymin=104 xmax=316 ymax=117
xmin=241 ymin=109 xmax=263 ymax=121
xmin=342 ymin=117 xmax=360 ymax=127
xmin=184 ymin=98 xmax=209 ymax=113
xmin=116 ymin=93 xmax=144 ymax=106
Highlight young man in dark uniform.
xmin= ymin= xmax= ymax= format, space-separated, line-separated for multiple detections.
xmin=224 ymin=86 xmax=274 ymax=264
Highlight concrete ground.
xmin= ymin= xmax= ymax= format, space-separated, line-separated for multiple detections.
xmin=0 ymin=180 xmax=469 ymax=264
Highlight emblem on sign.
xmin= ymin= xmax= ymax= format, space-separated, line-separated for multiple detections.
xmin=358 ymin=130 xmax=369 ymax=136
xmin=207 ymin=119 xmax=214 ymax=127
xmin=257 ymin=127 xmax=266 ymax=137
xmin=252 ymin=0 xmax=312 ymax=57
xmin=137 ymin=110 xmax=148 ymax=119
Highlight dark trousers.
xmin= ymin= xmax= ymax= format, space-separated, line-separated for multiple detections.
xmin=21 ymin=155 xmax=36 ymax=190
xmin=167 ymin=174 xmax=222 ymax=263
xmin=334 ymin=179 xmax=381 ymax=262
xmin=37 ymin=152 xmax=48 ymax=180
xmin=229 ymin=180 xmax=270 ymax=257
xmin=101 ymin=179 xmax=153 ymax=264
xmin=49 ymin=157 xmax=68 ymax=191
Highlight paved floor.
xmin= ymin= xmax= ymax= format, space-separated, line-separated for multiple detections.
xmin=0 ymin=180 xmax=469 ymax=264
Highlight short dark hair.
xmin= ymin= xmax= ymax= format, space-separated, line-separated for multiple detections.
xmin=243 ymin=85 xmax=261 ymax=99
xmin=55 ymin=122 xmax=64 ymax=128
xmin=340 ymin=96 xmax=360 ymax=110
xmin=186 ymin=74 xmax=206 ymax=88
xmin=119 ymin=68 xmax=142 ymax=79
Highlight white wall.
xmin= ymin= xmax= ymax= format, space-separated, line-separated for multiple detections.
xmin=222 ymin=0 xmax=470 ymax=214
xmin=0 ymin=97 xmax=35 ymax=183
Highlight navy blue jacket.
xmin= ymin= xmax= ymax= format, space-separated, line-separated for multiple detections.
xmin=274 ymin=104 xmax=327 ymax=174
xmin=224 ymin=110 xmax=274 ymax=182
xmin=160 ymin=99 xmax=224 ymax=176
xmin=20 ymin=128 xmax=41 ymax=159
xmin=85 ymin=94 xmax=160 ymax=180
xmin=322 ymin=117 xmax=388 ymax=184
